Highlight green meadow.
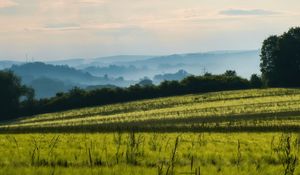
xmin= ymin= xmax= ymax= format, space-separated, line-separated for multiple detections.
xmin=1 ymin=88 xmax=300 ymax=174
xmin=0 ymin=133 xmax=299 ymax=175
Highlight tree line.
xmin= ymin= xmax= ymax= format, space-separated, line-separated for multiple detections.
xmin=1 ymin=27 xmax=300 ymax=120
xmin=0 ymin=70 xmax=262 ymax=120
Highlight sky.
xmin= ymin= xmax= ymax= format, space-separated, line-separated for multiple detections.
xmin=0 ymin=0 xmax=300 ymax=61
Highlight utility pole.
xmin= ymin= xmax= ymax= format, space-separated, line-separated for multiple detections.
xmin=202 ymin=67 xmax=207 ymax=75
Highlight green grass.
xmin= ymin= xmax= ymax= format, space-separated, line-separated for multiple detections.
xmin=0 ymin=133 xmax=299 ymax=175
xmin=1 ymin=88 xmax=300 ymax=174
xmin=1 ymin=88 xmax=300 ymax=132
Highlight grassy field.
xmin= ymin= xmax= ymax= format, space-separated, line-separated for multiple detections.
xmin=1 ymin=88 xmax=300 ymax=174
xmin=1 ymin=88 xmax=300 ymax=132
xmin=0 ymin=133 xmax=299 ymax=175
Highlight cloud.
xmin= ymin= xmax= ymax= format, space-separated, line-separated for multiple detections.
xmin=24 ymin=22 xmax=133 ymax=32
xmin=45 ymin=23 xmax=81 ymax=29
xmin=77 ymin=0 xmax=107 ymax=5
xmin=0 ymin=0 xmax=18 ymax=8
xmin=220 ymin=9 xmax=280 ymax=16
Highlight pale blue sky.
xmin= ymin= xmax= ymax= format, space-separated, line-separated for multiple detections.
xmin=0 ymin=0 xmax=300 ymax=60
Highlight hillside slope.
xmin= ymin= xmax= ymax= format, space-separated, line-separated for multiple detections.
xmin=1 ymin=88 xmax=300 ymax=132
xmin=9 ymin=62 xmax=133 ymax=98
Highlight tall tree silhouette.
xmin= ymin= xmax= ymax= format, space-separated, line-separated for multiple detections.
xmin=261 ymin=27 xmax=300 ymax=87
xmin=0 ymin=71 xmax=33 ymax=119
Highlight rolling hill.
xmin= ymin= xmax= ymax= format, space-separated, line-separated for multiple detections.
xmin=8 ymin=62 xmax=133 ymax=98
xmin=77 ymin=50 xmax=260 ymax=79
xmin=0 ymin=50 xmax=258 ymax=80
xmin=124 ymin=50 xmax=260 ymax=79
xmin=47 ymin=55 xmax=155 ymax=68
xmin=0 ymin=50 xmax=261 ymax=98
xmin=0 ymin=60 xmax=22 ymax=69
xmin=1 ymin=88 xmax=300 ymax=133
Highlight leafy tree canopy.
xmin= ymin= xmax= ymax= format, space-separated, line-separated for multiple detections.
xmin=0 ymin=71 xmax=33 ymax=119
xmin=261 ymin=27 xmax=300 ymax=87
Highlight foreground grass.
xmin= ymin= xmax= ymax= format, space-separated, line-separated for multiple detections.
xmin=2 ymin=88 xmax=300 ymax=132
xmin=0 ymin=133 xmax=299 ymax=175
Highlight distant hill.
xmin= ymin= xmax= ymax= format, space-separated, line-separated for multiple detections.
xmin=29 ymin=77 xmax=73 ymax=98
xmin=153 ymin=70 xmax=190 ymax=83
xmin=135 ymin=50 xmax=258 ymax=65
xmin=76 ymin=50 xmax=260 ymax=80
xmin=10 ymin=62 xmax=97 ymax=84
xmin=0 ymin=61 xmax=22 ymax=70
xmin=48 ymin=55 xmax=155 ymax=68
xmin=8 ymin=62 xmax=133 ymax=98
xmin=56 ymin=50 xmax=259 ymax=79
xmin=83 ymin=65 xmax=146 ymax=78
xmin=125 ymin=50 xmax=260 ymax=78
xmin=0 ymin=50 xmax=260 ymax=82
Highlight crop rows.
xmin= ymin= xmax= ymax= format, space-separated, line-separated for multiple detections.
xmin=1 ymin=88 xmax=300 ymax=132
